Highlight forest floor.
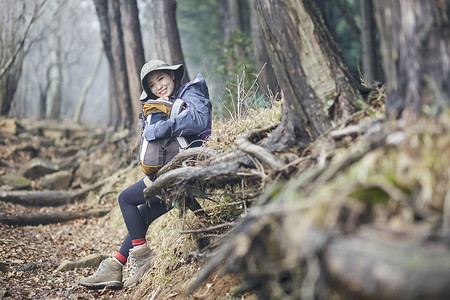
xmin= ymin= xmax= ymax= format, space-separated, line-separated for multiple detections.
xmin=0 ymin=119 xmax=254 ymax=300
xmin=0 ymin=195 xmax=247 ymax=299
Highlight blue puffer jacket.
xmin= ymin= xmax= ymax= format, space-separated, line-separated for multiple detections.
xmin=142 ymin=73 xmax=212 ymax=148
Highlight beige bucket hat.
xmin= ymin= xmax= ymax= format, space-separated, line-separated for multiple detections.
xmin=139 ymin=60 xmax=185 ymax=101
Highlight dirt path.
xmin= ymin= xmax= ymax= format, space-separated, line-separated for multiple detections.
xmin=0 ymin=193 xmax=136 ymax=299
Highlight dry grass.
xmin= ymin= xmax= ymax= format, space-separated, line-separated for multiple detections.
xmin=206 ymin=100 xmax=281 ymax=152
xmin=130 ymin=94 xmax=282 ymax=299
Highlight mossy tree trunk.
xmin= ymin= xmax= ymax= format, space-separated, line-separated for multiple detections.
xmin=253 ymin=0 xmax=366 ymax=151
xmin=373 ymin=0 xmax=450 ymax=119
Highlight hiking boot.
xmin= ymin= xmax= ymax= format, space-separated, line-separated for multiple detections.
xmin=77 ymin=257 xmax=123 ymax=289
xmin=123 ymin=247 xmax=155 ymax=288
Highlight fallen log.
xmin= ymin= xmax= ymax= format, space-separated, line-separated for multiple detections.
xmin=0 ymin=162 xmax=136 ymax=206
xmin=0 ymin=190 xmax=79 ymax=206
xmin=0 ymin=209 xmax=110 ymax=226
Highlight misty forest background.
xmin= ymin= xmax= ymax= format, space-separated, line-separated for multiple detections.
xmin=2 ymin=0 xmax=375 ymax=128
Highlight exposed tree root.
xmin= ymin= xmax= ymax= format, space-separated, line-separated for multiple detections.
xmin=322 ymin=226 xmax=450 ymax=299
xmin=235 ymin=124 xmax=284 ymax=171
xmin=144 ymin=150 xmax=259 ymax=207
xmin=157 ymin=147 xmax=221 ymax=176
xmin=183 ymin=116 xmax=450 ymax=299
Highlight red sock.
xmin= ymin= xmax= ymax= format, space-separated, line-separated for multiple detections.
xmin=114 ymin=252 xmax=127 ymax=265
xmin=132 ymin=238 xmax=146 ymax=247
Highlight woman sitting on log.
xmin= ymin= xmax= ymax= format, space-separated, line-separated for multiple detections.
xmin=77 ymin=60 xmax=212 ymax=289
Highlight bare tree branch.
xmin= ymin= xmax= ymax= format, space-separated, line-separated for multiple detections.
xmin=0 ymin=0 xmax=47 ymax=79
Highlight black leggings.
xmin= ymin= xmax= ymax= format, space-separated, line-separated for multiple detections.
xmin=117 ymin=178 xmax=171 ymax=258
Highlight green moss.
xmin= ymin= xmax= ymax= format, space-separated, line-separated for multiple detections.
xmin=348 ymin=185 xmax=390 ymax=204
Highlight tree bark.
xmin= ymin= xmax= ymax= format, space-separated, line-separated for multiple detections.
xmin=93 ymin=0 xmax=117 ymax=128
xmin=222 ymin=0 xmax=242 ymax=42
xmin=253 ymin=0 xmax=366 ymax=151
xmin=119 ymin=0 xmax=145 ymax=128
xmin=249 ymin=0 xmax=279 ymax=97
xmin=223 ymin=0 xmax=245 ymax=63
xmin=93 ymin=0 xmax=134 ymax=130
xmin=323 ymin=228 xmax=450 ymax=300
xmin=373 ymin=0 xmax=450 ymax=119
xmin=48 ymin=38 xmax=63 ymax=120
xmin=151 ymin=0 xmax=190 ymax=83
xmin=35 ymin=66 xmax=52 ymax=120
xmin=0 ymin=58 xmax=23 ymax=116
xmin=0 ymin=209 xmax=110 ymax=226
xmin=360 ymin=0 xmax=379 ymax=84
xmin=108 ymin=67 xmax=120 ymax=129
xmin=0 ymin=190 xmax=80 ymax=207
xmin=108 ymin=0 xmax=134 ymax=130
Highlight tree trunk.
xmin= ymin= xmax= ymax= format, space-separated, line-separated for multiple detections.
xmin=331 ymin=0 xmax=361 ymax=37
xmin=0 ymin=56 xmax=24 ymax=116
xmin=360 ymin=0 xmax=379 ymax=84
xmin=93 ymin=0 xmax=134 ymax=130
xmin=35 ymin=66 xmax=53 ymax=120
xmin=48 ymin=38 xmax=63 ymax=120
xmin=249 ymin=0 xmax=279 ymax=97
xmin=108 ymin=67 xmax=120 ymax=129
xmin=38 ymin=88 xmax=47 ymax=120
xmin=93 ymin=0 xmax=117 ymax=128
xmin=253 ymin=0 xmax=366 ymax=151
xmin=373 ymin=0 xmax=450 ymax=119
xmin=73 ymin=51 xmax=103 ymax=124
xmin=108 ymin=0 xmax=134 ymax=130
xmin=151 ymin=0 xmax=190 ymax=83
xmin=223 ymin=0 xmax=245 ymax=63
xmin=119 ymin=0 xmax=145 ymax=129
xmin=222 ymin=0 xmax=241 ymax=42
xmin=0 ymin=0 xmax=44 ymax=116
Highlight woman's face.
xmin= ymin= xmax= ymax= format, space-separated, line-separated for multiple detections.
xmin=147 ymin=70 xmax=175 ymax=99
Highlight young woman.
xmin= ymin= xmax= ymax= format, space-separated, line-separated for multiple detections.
xmin=78 ymin=60 xmax=212 ymax=289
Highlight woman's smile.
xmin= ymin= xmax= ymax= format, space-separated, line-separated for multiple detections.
xmin=159 ymin=87 xmax=167 ymax=95
xmin=147 ymin=71 xmax=175 ymax=99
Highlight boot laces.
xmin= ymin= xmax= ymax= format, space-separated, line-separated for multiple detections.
xmin=128 ymin=250 xmax=138 ymax=277
xmin=92 ymin=260 xmax=107 ymax=276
